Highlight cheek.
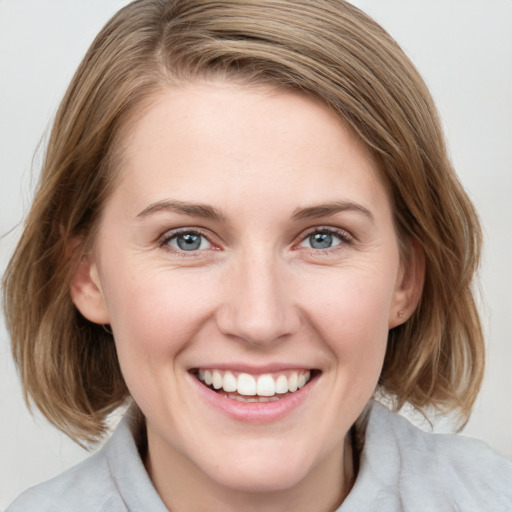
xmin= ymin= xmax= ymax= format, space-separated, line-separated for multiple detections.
xmin=301 ymin=266 xmax=395 ymax=338
xmin=101 ymin=271 xmax=204 ymax=416
xmin=299 ymin=267 xmax=394 ymax=380
xmin=101 ymin=264 xmax=220 ymax=376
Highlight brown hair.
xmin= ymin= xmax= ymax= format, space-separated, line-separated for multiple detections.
xmin=2 ymin=0 xmax=483 ymax=445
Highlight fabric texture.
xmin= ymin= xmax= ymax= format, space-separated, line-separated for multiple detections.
xmin=7 ymin=402 xmax=512 ymax=512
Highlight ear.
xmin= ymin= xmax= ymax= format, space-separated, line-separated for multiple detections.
xmin=389 ymin=241 xmax=425 ymax=329
xmin=70 ymin=253 xmax=110 ymax=325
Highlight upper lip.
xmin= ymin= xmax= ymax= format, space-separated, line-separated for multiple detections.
xmin=189 ymin=363 xmax=317 ymax=374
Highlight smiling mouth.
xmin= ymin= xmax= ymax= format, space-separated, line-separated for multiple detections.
xmin=192 ymin=369 xmax=319 ymax=403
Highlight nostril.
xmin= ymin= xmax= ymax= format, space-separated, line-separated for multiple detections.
xmin=214 ymin=271 xmax=301 ymax=345
xmin=215 ymin=311 xmax=300 ymax=346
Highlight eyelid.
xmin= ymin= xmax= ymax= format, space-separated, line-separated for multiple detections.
xmin=158 ymin=227 xmax=219 ymax=253
xmin=294 ymin=226 xmax=354 ymax=249
xmin=156 ymin=225 xmax=353 ymax=255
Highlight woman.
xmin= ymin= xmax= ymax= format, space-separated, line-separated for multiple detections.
xmin=3 ymin=0 xmax=511 ymax=510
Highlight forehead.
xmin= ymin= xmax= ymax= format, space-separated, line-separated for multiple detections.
xmin=108 ymin=81 xmax=389 ymax=219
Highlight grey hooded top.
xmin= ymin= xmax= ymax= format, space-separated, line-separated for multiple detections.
xmin=6 ymin=402 xmax=512 ymax=512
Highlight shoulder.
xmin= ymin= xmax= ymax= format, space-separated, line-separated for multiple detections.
xmin=5 ymin=448 xmax=124 ymax=512
xmin=344 ymin=402 xmax=512 ymax=512
xmin=6 ymin=412 xmax=167 ymax=512
xmin=380 ymin=403 xmax=512 ymax=484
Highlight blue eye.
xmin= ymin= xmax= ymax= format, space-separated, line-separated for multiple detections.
xmin=300 ymin=230 xmax=345 ymax=250
xmin=167 ymin=232 xmax=211 ymax=252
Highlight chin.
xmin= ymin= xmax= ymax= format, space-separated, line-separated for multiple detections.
xmin=195 ymin=436 xmax=327 ymax=494
xmin=208 ymin=460 xmax=312 ymax=494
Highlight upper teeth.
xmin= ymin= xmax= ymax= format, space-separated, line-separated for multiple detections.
xmin=197 ymin=369 xmax=312 ymax=397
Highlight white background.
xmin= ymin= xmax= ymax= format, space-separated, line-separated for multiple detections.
xmin=1 ymin=0 xmax=511 ymax=508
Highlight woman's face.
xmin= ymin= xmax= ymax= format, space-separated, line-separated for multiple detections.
xmin=73 ymin=81 xmax=418 ymax=504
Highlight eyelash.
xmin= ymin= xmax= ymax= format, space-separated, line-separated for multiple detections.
xmin=296 ymin=227 xmax=353 ymax=253
xmin=158 ymin=226 xmax=354 ymax=255
xmin=158 ymin=228 xmax=216 ymax=256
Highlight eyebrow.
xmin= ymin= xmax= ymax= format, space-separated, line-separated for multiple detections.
xmin=136 ymin=199 xmax=374 ymax=223
xmin=291 ymin=201 xmax=374 ymax=222
xmin=136 ymin=199 xmax=226 ymax=221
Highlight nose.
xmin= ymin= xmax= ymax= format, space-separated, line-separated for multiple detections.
xmin=215 ymin=250 xmax=301 ymax=347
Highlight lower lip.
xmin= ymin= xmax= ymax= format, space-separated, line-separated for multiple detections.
xmin=189 ymin=373 xmax=317 ymax=423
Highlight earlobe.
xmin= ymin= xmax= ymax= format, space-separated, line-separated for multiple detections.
xmin=389 ymin=241 xmax=425 ymax=329
xmin=70 ymin=254 xmax=110 ymax=325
